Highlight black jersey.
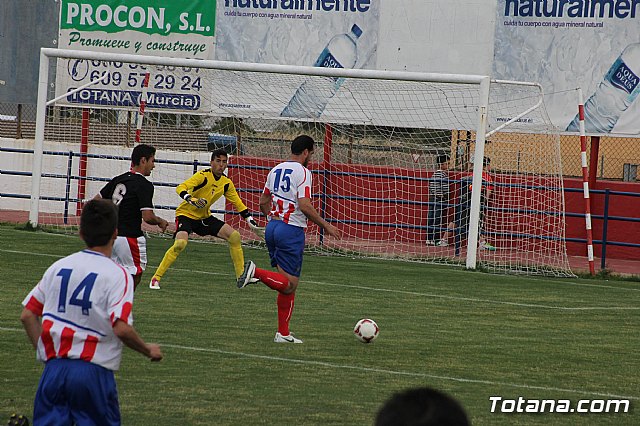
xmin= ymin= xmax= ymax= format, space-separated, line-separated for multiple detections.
xmin=100 ymin=171 xmax=154 ymax=238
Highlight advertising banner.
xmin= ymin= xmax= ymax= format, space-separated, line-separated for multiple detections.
xmin=493 ymin=0 xmax=640 ymax=135
xmin=213 ymin=0 xmax=380 ymax=120
xmin=56 ymin=0 xmax=216 ymax=113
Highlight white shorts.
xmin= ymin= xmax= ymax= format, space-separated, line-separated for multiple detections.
xmin=111 ymin=236 xmax=147 ymax=276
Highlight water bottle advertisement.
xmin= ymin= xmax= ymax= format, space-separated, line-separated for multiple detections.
xmin=493 ymin=0 xmax=640 ymax=136
xmin=213 ymin=0 xmax=380 ymax=120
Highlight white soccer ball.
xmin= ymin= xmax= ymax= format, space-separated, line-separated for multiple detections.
xmin=353 ymin=318 xmax=379 ymax=343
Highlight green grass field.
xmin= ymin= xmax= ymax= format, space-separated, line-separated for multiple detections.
xmin=0 ymin=223 xmax=638 ymax=425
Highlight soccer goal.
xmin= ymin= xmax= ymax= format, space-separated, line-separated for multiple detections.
xmin=24 ymin=48 xmax=573 ymax=277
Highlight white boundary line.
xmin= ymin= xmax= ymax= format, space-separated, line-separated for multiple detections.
xmin=160 ymin=343 xmax=638 ymax=401
xmin=0 ymin=327 xmax=23 ymax=332
xmin=2 ymin=244 xmax=639 ymax=295
xmin=1 ymin=325 xmax=635 ymax=401
xmin=310 ymin=281 xmax=640 ymax=311
xmin=0 ymin=228 xmax=638 ymax=293
xmin=2 ymin=248 xmax=639 ymax=310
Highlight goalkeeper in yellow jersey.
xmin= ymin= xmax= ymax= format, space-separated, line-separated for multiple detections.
xmin=149 ymin=149 xmax=260 ymax=289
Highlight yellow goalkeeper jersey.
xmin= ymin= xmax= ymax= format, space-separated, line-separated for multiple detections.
xmin=175 ymin=169 xmax=248 ymax=220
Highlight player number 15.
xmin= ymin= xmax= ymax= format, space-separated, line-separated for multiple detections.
xmin=273 ymin=168 xmax=293 ymax=193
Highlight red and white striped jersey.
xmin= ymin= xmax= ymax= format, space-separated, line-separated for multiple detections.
xmin=263 ymin=161 xmax=312 ymax=228
xmin=22 ymin=250 xmax=134 ymax=371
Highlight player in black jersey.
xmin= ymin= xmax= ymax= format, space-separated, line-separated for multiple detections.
xmin=96 ymin=144 xmax=168 ymax=289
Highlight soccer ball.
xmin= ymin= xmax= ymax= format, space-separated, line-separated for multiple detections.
xmin=353 ymin=318 xmax=379 ymax=343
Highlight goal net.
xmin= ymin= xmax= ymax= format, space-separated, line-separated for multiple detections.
xmin=23 ymin=49 xmax=573 ymax=277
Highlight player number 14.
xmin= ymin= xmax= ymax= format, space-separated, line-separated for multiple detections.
xmin=57 ymin=269 xmax=96 ymax=315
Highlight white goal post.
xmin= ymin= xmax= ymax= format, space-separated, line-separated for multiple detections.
xmin=27 ymin=48 xmax=572 ymax=277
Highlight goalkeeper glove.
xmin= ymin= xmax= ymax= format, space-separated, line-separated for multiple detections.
xmin=245 ymin=215 xmax=259 ymax=228
xmin=183 ymin=194 xmax=207 ymax=208
xmin=248 ymin=219 xmax=265 ymax=239
xmin=241 ymin=212 xmax=265 ymax=238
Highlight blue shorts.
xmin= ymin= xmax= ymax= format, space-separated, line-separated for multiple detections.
xmin=34 ymin=358 xmax=120 ymax=426
xmin=265 ymin=220 xmax=305 ymax=277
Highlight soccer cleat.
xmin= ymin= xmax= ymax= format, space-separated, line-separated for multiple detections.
xmin=7 ymin=414 xmax=29 ymax=426
xmin=436 ymin=239 xmax=449 ymax=247
xmin=274 ymin=332 xmax=303 ymax=343
xmin=149 ymin=277 xmax=161 ymax=290
xmin=480 ymin=242 xmax=496 ymax=251
xmin=237 ymin=260 xmax=256 ymax=288
xmin=425 ymin=240 xmax=436 ymax=246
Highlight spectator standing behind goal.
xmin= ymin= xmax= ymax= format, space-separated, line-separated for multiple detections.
xmin=149 ymin=148 xmax=260 ymax=289
xmin=375 ymin=386 xmax=470 ymax=426
xmin=439 ymin=156 xmax=495 ymax=250
xmin=96 ymin=144 xmax=169 ymax=290
xmin=20 ymin=200 xmax=163 ymax=426
xmin=237 ymin=135 xmax=342 ymax=343
xmin=426 ymin=154 xmax=451 ymax=245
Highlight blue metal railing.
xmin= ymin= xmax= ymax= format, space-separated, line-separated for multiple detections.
xmin=563 ymin=186 xmax=640 ymax=268
xmin=1 ymin=146 xmax=639 ymax=267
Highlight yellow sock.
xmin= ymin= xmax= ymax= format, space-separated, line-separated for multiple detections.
xmin=153 ymin=238 xmax=187 ymax=280
xmin=228 ymin=231 xmax=244 ymax=278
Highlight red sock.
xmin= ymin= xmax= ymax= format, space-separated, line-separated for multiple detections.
xmin=277 ymin=292 xmax=295 ymax=336
xmin=254 ymin=267 xmax=289 ymax=292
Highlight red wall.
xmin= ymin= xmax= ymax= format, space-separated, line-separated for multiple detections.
xmin=564 ymin=178 xmax=640 ymax=260
xmin=228 ymin=157 xmax=640 ymax=261
xmin=228 ymin=157 xmax=431 ymax=242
